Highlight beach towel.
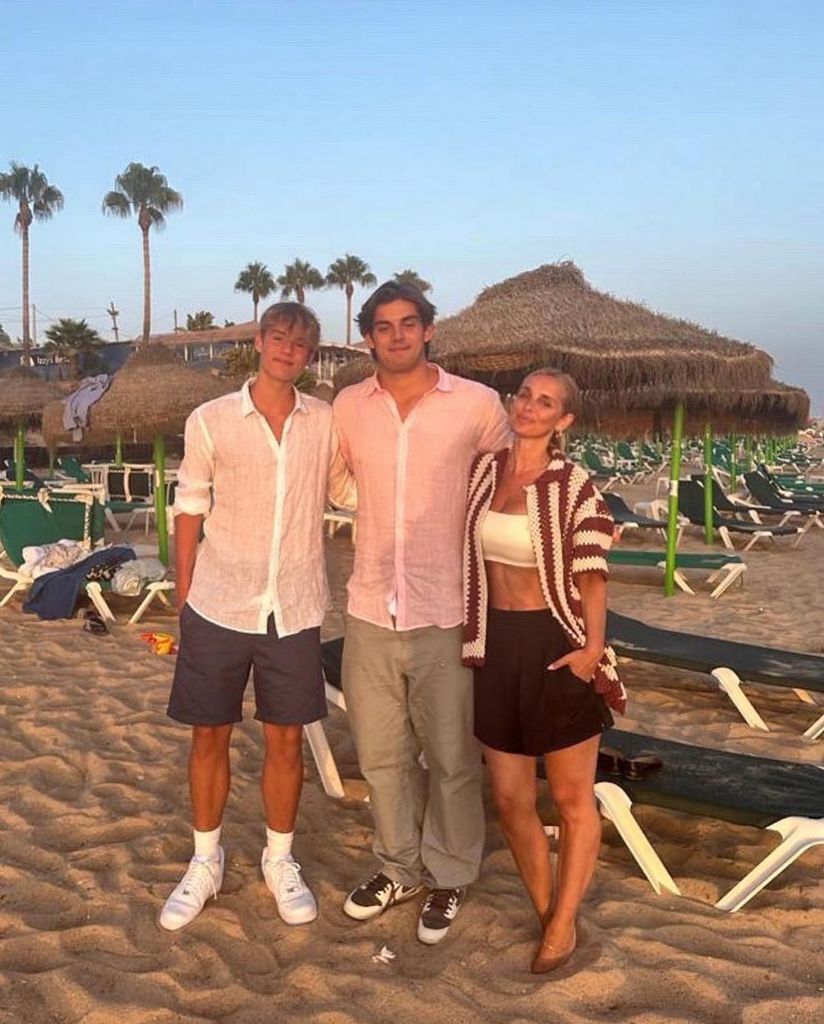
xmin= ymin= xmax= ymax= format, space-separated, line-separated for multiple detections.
xmin=62 ymin=374 xmax=111 ymax=440
xmin=23 ymin=546 xmax=135 ymax=620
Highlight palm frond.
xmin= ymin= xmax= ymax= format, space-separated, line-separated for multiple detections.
xmin=102 ymin=190 xmax=132 ymax=217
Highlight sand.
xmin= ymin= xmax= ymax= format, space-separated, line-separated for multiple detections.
xmin=1 ymin=460 xmax=822 ymax=1024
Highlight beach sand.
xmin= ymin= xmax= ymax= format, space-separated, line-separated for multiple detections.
xmin=1 ymin=462 xmax=822 ymax=1023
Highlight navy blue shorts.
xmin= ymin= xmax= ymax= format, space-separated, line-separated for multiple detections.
xmin=167 ymin=604 xmax=327 ymax=727
xmin=473 ymin=608 xmax=613 ymax=756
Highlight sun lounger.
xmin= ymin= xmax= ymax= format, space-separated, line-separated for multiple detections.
xmin=607 ymin=611 xmax=824 ymax=736
xmin=593 ymin=728 xmax=824 ymax=911
xmin=581 ymin=449 xmax=644 ymax=490
xmin=608 ymin=549 xmax=746 ymax=598
xmin=678 ymin=480 xmax=803 ymax=551
xmin=744 ymin=472 xmax=824 ymax=536
xmin=603 ymin=494 xmax=670 ymax=541
xmin=291 ymin=637 xmax=348 ymax=799
xmin=0 ymin=488 xmax=173 ymax=624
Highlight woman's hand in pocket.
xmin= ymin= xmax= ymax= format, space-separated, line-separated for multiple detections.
xmin=548 ymin=647 xmax=602 ymax=683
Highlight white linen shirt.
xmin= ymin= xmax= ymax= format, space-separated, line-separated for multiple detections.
xmin=174 ymin=379 xmax=333 ymax=636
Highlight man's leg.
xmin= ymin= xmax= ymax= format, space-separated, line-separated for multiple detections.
xmin=190 ymin=724 xmax=234 ymax=830
xmin=160 ymin=607 xmax=252 ymax=931
xmin=341 ymin=616 xmax=427 ymax=917
xmin=405 ymin=625 xmax=483 ymax=944
xmin=408 ymin=625 xmax=485 ymax=891
xmin=260 ymin=722 xmax=304 ymax=831
xmin=254 ymin=623 xmax=326 ymax=925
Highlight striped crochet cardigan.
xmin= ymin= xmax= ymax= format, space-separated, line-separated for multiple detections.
xmin=462 ymin=448 xmax=626 ymax=714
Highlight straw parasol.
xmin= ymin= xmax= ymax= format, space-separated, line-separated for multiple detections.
xmin=582 ymin=380 xmax=810 ymax=438
xmin=43 ymin=346 xmax=234 ymax=564
xmin=433 ymin=261 xmax=774 ymax=396
xmin=0 ymin=367 xmax=63 ymax=490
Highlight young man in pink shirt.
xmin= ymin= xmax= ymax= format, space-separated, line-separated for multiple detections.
xmin=333 ymin=281 xmax=510 ymax=944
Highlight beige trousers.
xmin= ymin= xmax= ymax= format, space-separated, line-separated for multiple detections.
xmin=341 ymin=615 xmax=485 ymax=889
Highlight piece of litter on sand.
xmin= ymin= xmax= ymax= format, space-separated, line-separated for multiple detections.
xmin=372 ymin=945 xmax=396 ymax=965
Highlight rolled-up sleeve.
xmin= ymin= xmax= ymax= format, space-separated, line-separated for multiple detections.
xmin=174 ymin=409 xmax=214 ymax=517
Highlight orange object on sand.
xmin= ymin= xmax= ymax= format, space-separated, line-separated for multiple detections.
xmin=140 ymin=631 xmax=178 ymax=655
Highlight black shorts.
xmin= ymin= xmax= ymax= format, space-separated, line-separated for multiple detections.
xmin=473 ymin=608 xmax=613 ymax=756
xmin=167 ymin=604 xmax=327 ymax=727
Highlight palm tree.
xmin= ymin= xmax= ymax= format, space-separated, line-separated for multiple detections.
xmin=0 ymin=162 xmax=64 ymax=360
xmin=102 ymin=163 xmax=183 ymax=345
xmin=278 ymin=258 xmax=325 ymax=306
xmin=43 ymin=317 xmax=104 ymax=380
xmin=326 ymin=254 xmax=377 ymax=344
xmin=186 ymin=310 xmax=216 ymax=331
xmin=393 ymin=269 xmax=432 ymax=293
xmin=234 ymin=261 xmax=275 ymax=321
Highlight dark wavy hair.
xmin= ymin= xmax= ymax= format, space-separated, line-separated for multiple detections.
xmin=356 ymin=281 xmax=437 ymax=337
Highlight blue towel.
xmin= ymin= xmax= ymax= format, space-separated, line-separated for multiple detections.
xmin=23 ymin=546 xmax=136 ymax=620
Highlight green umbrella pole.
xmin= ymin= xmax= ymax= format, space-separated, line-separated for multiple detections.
xmin=703 ymin=423 xmax=714 ymax=545
xmin=663 ymin=402 xmax=685 ymax=597
xmin=728 ymin=435 xmax=737 ymax=492
xmin=153 ymin=433 xmax=169 ymax=566
xmin=15 ymin=423 xmax=25 ymax=492
xmin=115 ymin=431 xmax=124 ymax=468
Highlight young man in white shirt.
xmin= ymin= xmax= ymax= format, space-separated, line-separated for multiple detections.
xmin=159 ymin=303 xmax=333 ymax=931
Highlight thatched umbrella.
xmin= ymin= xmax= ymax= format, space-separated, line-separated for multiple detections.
xmin=433 ymin=262 xmax=774 ymax=395
xmin=43 ymin=345 xmax=233 ymax=564
xmin=0 ymin=367 xmax=62 ymax=490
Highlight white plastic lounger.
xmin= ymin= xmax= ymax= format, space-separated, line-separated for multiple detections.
xmin=593 ymin=730 xmax=824 ymax=912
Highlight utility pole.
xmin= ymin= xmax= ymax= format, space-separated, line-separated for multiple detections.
xmin=173 ymin=308 xmax=179 ymax=332
xmin=107 ymin=301 xmax=120 ymax=342
xmin=31 ymin=304 xmax=37 ymax=346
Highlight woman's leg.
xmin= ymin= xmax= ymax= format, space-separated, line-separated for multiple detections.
xmin=482 ymin=744 xmax=551 ymax=923
xmin=540 ymin=733 xmax=602 ymax=952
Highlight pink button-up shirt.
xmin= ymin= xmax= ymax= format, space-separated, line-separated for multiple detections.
xmin=333 ymin=365 xmax=510 ymax=631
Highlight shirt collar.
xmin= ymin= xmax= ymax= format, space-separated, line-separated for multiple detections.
xmin=365 ymin=363 xmax=453 ymax=395
xmin=240 ymin=377 xmax=308 ymax=417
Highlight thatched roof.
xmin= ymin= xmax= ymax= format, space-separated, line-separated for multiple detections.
xmin=42 ymin=346 xmax=235 ymax=445
xmin=433 ymin=262 xmax=774 ymax=395
xmin=150 ymin=321 xmax=258 ymax=346
xmin=583 ymin=380 xmax=810 ymax=438
xmin=0 ymin=367 xmax=63 ymax=426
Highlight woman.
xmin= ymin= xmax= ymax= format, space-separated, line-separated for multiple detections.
xmin=462 ymin=368 xmax=625 ymax=974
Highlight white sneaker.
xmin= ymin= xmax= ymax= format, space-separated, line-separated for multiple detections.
xmin=261 ymin=850 xmax=318 ymax=925
xmin=159 ymin=847 xmax=225 ymax=931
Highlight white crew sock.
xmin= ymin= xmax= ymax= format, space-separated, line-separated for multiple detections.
xmin=266 ymin=827 xmax=294 ymax=861
xmin=193 ymin=825 xmax=222 ymax=860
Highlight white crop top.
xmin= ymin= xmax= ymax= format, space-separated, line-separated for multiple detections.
xmin=480 ymin=510 xmax=537 ymax=568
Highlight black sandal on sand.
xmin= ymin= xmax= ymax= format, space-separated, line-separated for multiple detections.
xmin=597 ymin=747 xmax=662 ymax=780
xmin=82 ymin=609 xmax=108 ymax=636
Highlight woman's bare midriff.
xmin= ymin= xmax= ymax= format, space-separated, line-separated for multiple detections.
xmin=486 ymin=560 xmax=547 ymax=611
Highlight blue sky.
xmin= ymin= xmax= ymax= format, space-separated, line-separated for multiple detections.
xmin=1 ymin=0 xmax=822 ymax=411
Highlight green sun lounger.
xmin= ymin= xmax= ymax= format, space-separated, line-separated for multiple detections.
xmin=594 ymin=729 xmax=824 ymax=912
xmin=608 ymin=548 xmax=746 ymax=598
xmin=0 ymin=488 xmax=173 ymax=623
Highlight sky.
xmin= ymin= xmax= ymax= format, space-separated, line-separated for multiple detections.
xmin=1 ymin=0 xmax=822 ymax=411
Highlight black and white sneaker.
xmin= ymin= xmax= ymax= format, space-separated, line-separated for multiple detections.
xmin=416 ymin=887 xmax=465 ymax=945
xmin=343 ymin=871 xmax=423 ymax=921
